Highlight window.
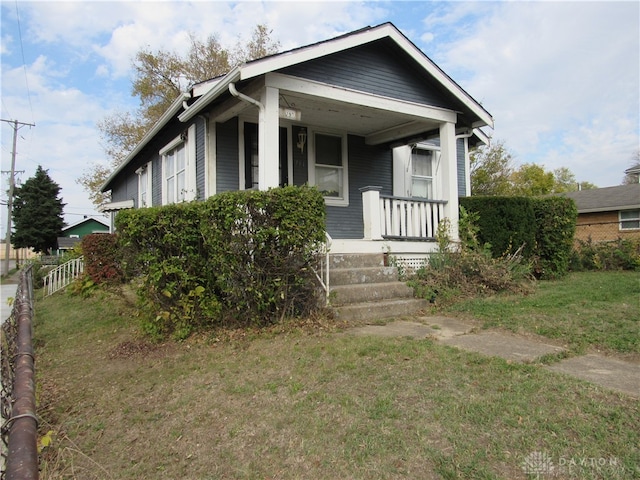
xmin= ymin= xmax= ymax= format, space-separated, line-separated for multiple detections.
xmin=314 ymin=132 xmax=348 ymax=205
xmin=160 ymin=129 xmax=195 ymax=205
xmin=411 ymin=148 xmax=434 ymax=199
xmin=137 ymin=163 xmax=152 ymax=207
xmin=620 ymin=209 xmax=640 ymax=230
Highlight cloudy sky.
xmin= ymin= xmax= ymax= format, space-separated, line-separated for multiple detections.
xmin=1 ymin=0 xmax=638 ymax=235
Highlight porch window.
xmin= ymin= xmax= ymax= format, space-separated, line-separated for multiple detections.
xmin=620 ymin=209 xmax=640 ymax=230
xmin=161 ymin=135 xmax=188 ymax=205
xmin=314 ymin=132 xmax=348 ymax=205
xmin=136 ymin=162 xmax=152 ymax=207
xmin=411 ymin=148 xmax=434 ymax=199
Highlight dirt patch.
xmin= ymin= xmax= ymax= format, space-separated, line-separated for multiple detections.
xmin=107 ymin=339 xmax=172 ymax=359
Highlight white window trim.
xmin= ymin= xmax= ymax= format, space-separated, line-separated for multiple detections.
xmin=308 ymin=128 xmax=349 ymax=207
xmin=160 ymin=125 xmax=197 ymax=205
xmin=411 ymin=144 xmax=440 ymax=199
xmin=136 ymin=162 xmax=153 ymax=208
xmin=619 ymin=209 xmax=640 ymax=230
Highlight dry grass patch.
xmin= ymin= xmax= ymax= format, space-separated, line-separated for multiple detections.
xmin=34 ymin=290 xmax=639 ymax=479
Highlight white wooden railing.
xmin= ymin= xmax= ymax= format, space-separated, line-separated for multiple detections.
xmin=380 ymin=195 xmax=447 ymax=239
xmin=44 ymin=257 xmax=84 ymax=297
xmin=360 ymin=187 xmax=448 ymax=241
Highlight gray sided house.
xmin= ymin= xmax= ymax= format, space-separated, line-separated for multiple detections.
xmin=100 ymin=23 xmax=493 ymax=264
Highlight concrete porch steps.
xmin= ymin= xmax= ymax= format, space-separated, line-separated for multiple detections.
xmin=329 ymin=253 xmax=427 ymax=322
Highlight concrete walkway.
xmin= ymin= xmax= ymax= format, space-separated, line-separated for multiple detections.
xmin=1 ymin=266 xmax=20 ymax=324
xmin=348 ymin=317 xmax=639 ymax=398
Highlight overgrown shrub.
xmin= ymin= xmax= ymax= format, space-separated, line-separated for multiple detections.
xmin=459 ymin=196 xmax=577 ymax=279
xmin=81 ymin=234 xmax=124 ymax=285
xmin=531 ymin=196 xmax=577 ymax=279
xmin=408 ymin=212 xmax=534 ymax=306
xmin=116 ymin=186 xmax=326 ymax=339
xmin=29 ymin=260 xmax=46 ymax=288
xmin=570 ymin=237 xmax=640 ymax=271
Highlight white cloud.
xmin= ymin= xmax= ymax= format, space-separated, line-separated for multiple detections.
xmin=425 ymin=1 xmax=639 ymax=187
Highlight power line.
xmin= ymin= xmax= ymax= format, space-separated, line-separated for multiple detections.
xmin=14 ymin=0 xmax=35 ymax=124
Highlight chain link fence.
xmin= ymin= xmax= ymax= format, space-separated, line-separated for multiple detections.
xmin=1 ymin=265 xmax=38 ymax=480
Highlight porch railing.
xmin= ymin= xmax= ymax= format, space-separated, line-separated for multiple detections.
xmin=360 ymin=186 xmax=447 ymax=241
xmin=380 ymin=195 xmax=447 ymax=240
xmin=44 ymin=256 xmax=84 ymax=297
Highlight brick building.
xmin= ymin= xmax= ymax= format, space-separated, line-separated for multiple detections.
xmin=562 ymin=184 xmax=640 ymax=243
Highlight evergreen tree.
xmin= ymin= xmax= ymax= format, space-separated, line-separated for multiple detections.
xmin=12 ymin=165 xmax=65 ymax=254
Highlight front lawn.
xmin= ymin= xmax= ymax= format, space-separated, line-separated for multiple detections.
xmin=33 ymin=273 xmax=639 ymax=479
xmin=441 ymin=271 xmax=639 ymax=357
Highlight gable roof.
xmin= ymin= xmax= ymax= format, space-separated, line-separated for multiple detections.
xmin=101 ymin=22 xmax=493 ymax=194
xmin=562 ymin=184 xmax=640 ymax=213
xmin=179 ymin=23 xmax=493 ymax=127
xmin=62 ymin=216 xmax=110 ymax=232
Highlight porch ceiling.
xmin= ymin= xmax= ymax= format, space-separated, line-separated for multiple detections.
xmin=237 ymin=92 xmax=441 ymax=146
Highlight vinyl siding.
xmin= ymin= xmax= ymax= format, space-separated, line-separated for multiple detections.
xmin=110 ymin=174 xmax=138 ymax=206
xmin=195 ymin=117 xmax=206 ymax=200
xmin=279 ymin=39 xmax=451 ymax=109
xmin=216 ymin=118 xmax=239 ymax=192
xmin=325 ymin=135 xmax=392 ymax=239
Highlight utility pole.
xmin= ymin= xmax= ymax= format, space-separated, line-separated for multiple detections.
xmin=1 ymin=118 xmax=35 ymax=276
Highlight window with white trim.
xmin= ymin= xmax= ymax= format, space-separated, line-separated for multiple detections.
xmin=313 ymin=132 xmax=348 ymax=205
xmin=136 ymin=162 xmax=152 ymax=207
xmin=411 ymin=148 xmax=434 ymax=199
xmin=161 ymin=131 xmax=195 ymax=205
xmin=620 ymin=209 xmax=640 ymax=230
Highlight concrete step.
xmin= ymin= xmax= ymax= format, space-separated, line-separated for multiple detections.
xmin=329 ymin=253 xmax=385 ymax=269
xmin=330 ymin=281 xmax=414 ymax=306
xmin=333 ymin=298 xmax=429 ymax=322
xmin=330 ymin=266 xmax=399 ymax=286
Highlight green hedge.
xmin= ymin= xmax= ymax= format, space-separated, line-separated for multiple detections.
xmin=460 ymin=196 xmax=577 ymax=279
xmin=459 ymin=196 xmax=536 ymax=258
xmin=116 ymin=186 xmax=326 ymax=339
xmin=531 ymin=196 xmax=577 ymax=279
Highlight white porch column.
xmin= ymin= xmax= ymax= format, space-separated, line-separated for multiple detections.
xmin=439 ymin=121 xmax=459 ymax=240
xmin=360 ymin=186 xmax=383 ymax=241
xmin=259 ymin=85 xmax=280 ymax=190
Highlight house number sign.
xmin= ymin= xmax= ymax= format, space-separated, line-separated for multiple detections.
xmin=279 ymin=107 xmax=302 ymax=121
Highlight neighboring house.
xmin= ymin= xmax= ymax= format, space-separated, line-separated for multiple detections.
xmin=562 ymin=184 xmax=640 ymax=244
xmin=100 ymin=23 xmax=493 ymax=265
xmin=55 ymin=217 xmax=110 ymax=255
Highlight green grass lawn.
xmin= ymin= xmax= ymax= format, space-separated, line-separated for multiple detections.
xmin=441 ymin=271 xmax=639 ymax=357
xmin=33 ymin=272 xmax=639 ymax=479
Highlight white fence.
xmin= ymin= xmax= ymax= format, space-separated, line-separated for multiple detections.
xmin=44 ymin=257 xmax=84 ymax=297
